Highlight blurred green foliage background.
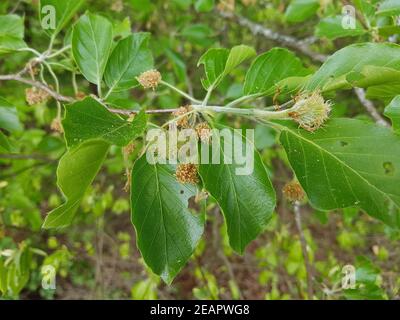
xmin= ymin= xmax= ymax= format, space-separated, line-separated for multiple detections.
xmin=1 ymin=0 xmax=400 ymax=300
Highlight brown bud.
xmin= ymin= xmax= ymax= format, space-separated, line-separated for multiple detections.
xmin=283 ymin=181 xmax=305 ymax=202
xmin=51 ymin=118 xmax=64 ymax=133
xmin=175 ymin=163 xmax=199 ymax=185
xmin=137 ymin=69 xmax=162 ymax=90
xmin=172 ymin=105 xmax=192 ymax=128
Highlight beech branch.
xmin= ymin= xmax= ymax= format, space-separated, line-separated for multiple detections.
xmin=0 ymin=74 xmax=73 ymax=103
xmin=218 ymin=10 xmax=389 ymax=127
xmin=107 ymin=107 xmax=182 ymax=115
xmin=219 ymin=10 xmax=328 ymax=63
xmin=354 ymin=88 xmax=390 ymax=127
xmin=0 ymin=28 xmax=390 ymax=126
xmin=0 ymin=70 xmax=185 ymax=115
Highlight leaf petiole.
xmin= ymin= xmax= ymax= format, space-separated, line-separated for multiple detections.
xmin=160 ymin=80 xmax=202 ymax=104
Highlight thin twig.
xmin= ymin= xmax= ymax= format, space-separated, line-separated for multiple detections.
xmin=0 ymin=73 xmax=197 ymax=116
xmin=9 ymin=0 xmax=22 ymax=14
xmin=107 ymin=107 xmax=181 ymax=115
xmin=0 ymin=74 xmax=73 ymax=102
xmin=293 ymin=201 xmax=314 ymax=299
xmin=219 ymin=10 xmax=328 ymax=63
xmin=94 ymin=216 xmax=105 ymax=299
xmin=354 ymin=88 xmax=390 ymax=127
xmin=160 ymin=80 xmax=202 ymax=104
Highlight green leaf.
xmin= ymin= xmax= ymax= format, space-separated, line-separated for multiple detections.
xmin=345 ymin=66 xmax=400 ymax=89
xmin=344 ymin=256 xmax=386 ymax=300
xmin=112 ymin=17 xmax=132 ymax=40
xmin=131 ymin=155 xmax=204 ymax=283
xmin=129 ymin=0 xmax=154 ymax=15
xmin=172 ymin=0 xmax=193 ymax=10
xmin=353 ymin=0 xmax=376 ymax=18
xmin=278 ymin=118 xmax=400 ymax=229
xmin=63 ymin=97 xmax=147 ymax=148
xmin=0 ymin=15 xmax=26 ymax=54
xmin=0 ymin=97 xmax=22 ymax=132
xmin=367 ymin=83 xmax=400 ymax=100
xmin=165 ymin=49 xmax=187 ymax=83
xmin=39 ymin=0 xmax=84 ymax=36
xmin=180 ymin=24 xmax=215 ymax=47
xmin=378 ymin=25 xmax=400 ymax=37
xmin=198 ymin=45 xmax=256 ymax=89
xmin=198 ymin=48 xmax=228 ymax=89
xmin=198 ymin=129 xmax=276 ymax=253
xmin=384 ymin=95 xmax=400 ymax=134
xmin=72 ymin=12 xmax=113 ymax=86
xmin=315 ymin=16 xmax=367 ymax=40
xmin=0 ymin=131 xmax=12 ymax=152
xmin=224 ymin=45 xmax=257 ymax=79
xmin=104 ymin=33 xmax=153 ymax=93
xmin=285 ymin=0 xmax=320 ymax=23
xmin=243 ymin=48 xmax=308 ymax=96
xmin=0 ymin=259 xmax=8 ymax=295
xmin=131 ymin=278 xmax=159 ymax=300
xmin=43 ymin=140 xmax=109 ymax=229
xmin=195 ymin=0 xmax=214 ymax=12
xmin=307 ymin=43 xmax=400 ymax=92
xmin=377 ymin=0 xmax=400 ymax=16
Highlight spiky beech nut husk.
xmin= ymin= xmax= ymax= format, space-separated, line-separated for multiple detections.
xmin=137 ymin=69 xmax=162 ymax=90
xmin=172 ymin=105 xmax=192 ymax=128
xmin=175 ymin=163 xmax=199 ymax=185
xmin=195 ymin=122 xmax=212 ymax=143
xmin=283 ymin=181 xmax=305 ymax=202
xmin=51 ymin=118 xmax=63 ymax=133
xmin=289 ymin=92 xmax=331 ymax=132
xmin=25 ymin=87 xmax=51 ymax=105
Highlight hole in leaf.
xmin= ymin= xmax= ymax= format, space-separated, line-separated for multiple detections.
xmin=180 ymin=190 xmax=184 ymax=194
xmin=340 ymin=141 xmax=349 ymax=147
xmin=383 ymin=162 xmax=395 ymax=176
